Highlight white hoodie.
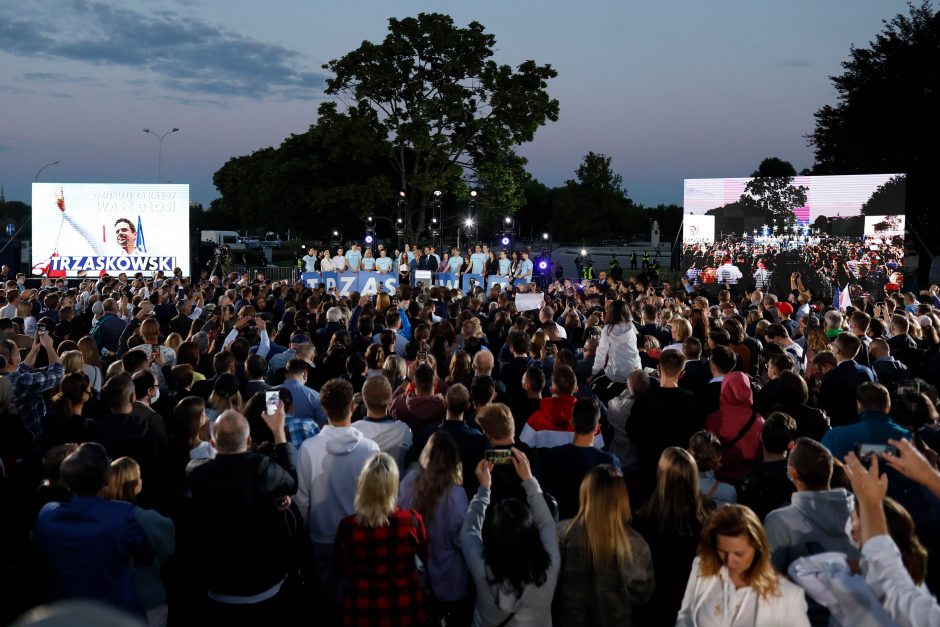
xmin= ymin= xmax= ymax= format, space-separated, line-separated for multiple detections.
xmin=592 ymin=322 xmax=641 ymax=384
xmin=295 ymin=424 xmax=380 ymax=544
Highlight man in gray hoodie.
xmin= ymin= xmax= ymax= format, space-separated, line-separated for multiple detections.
xmin=294 ymin=378 xmax=380 ymax=600
xmin=764 ymin=437 xmax=858 ymax=626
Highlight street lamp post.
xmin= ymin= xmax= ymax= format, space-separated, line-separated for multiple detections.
xmin=142 ymin=127 xmax=180 ymax=182
xmin=34 ymin=161 xmax=60 ymax=182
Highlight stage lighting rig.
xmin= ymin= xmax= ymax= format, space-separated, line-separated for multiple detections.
xmin=364 ymin=216 xmax=376 ymax=246
xmin=331 ymin=230 xmax=342 ymax=247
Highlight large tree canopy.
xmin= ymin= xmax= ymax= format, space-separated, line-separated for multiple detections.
xmin=809 ymin=1 xmax=939 ymax=246
xmin=322 ymin=12 xmax=559 ymax=238
xmin=213 ymin=103 xmax=396 ymax=235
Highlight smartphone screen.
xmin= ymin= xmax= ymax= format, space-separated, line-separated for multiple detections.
xmin=265 ymin=391 xmax=279 ymax=416
xmin=484 ymin=449 xmax=512 ymax=464
xmin=857 ymin=443 xmax=897 ymax=457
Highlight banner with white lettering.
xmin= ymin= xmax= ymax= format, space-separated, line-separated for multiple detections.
xmin=462 ymin=273 xmax=484 ymax=294
xmin=301 ymin=271 xmax=398 ymax=295
xmin=32 ymin=183 xmax=190 ymax=277
xmin=487 ymin=276 xmax=510 ymax=291
xmin=434 ymin=272 xmax=460 ymax=290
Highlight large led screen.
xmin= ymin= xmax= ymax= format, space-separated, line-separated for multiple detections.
xmin=32 ymin=183 xmax=190 ymax=277
xmin=681 ymin=174 xmax=906 ymax=299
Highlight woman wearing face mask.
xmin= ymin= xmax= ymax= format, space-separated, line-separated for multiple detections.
xmin=676 ymin=504 xmax=810 ymax=626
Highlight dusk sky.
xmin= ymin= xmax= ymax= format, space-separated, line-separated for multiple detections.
xmin=0 ymin=0 xmax=907 ymax=209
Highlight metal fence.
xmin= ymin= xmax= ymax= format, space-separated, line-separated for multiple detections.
xmin=231 ymin=265 xmax=299 ymax=282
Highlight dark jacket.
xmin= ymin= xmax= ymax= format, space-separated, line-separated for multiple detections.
xmin=737 ymin=459 xmax=795 ymax=521
xmin=91 ymin=313 xmax=127 ymax=353
xmin=554 ymin=521 xmax=655 ymax=626
xmin=188 ymin=444 xmax=297 ymax=596
xmin=770 ymin=402 xmax=831 ymax=442
xmin=872 ymin=356 xmax=911 ymax=390
xmin=817 ymin=360 xmax=876 ymax=427
xmin=627 ymin=386 xmax=703 ymax=505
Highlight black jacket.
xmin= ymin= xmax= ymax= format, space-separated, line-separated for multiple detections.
xmin=188 ymin=444 xmax=297 ymax=596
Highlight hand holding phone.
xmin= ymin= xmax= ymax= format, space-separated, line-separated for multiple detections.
xmin=485 ymin=449 xmax=512 ymax=464
xmin=265 ymin=391 xmax=279 ymax=416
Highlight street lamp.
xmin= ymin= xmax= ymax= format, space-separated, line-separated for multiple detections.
xmin=142 ymin=127 xmax=180 ymax=182
xmin=34 ymin=161 xmax=60 ymax=182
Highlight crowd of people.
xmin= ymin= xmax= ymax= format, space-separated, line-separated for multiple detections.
xmin=299 ymin=243 xmax=535 ymax=285
xmin=681 ymin=233 xmax=905 ymax=300
xmin=1 ymin=252 xmax=940 ymax=626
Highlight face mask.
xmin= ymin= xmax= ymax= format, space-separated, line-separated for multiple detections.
xmin=151 ymin=387 xmax=160 ymax=403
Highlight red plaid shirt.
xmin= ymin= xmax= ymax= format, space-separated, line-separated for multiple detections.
xmin=337 ymin=508 xmax=429 ymax=626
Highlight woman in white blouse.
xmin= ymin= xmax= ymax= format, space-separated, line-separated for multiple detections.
xmin=320 ymin=249 xmax=335 ymax=272
xmin=677 ymin=504 xmax=809 ymax=627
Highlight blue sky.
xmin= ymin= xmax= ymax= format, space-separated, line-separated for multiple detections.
xmin=0 ymin=0 xmax=909 ymax=207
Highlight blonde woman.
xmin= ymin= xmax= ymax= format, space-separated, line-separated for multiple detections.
xmin=677 ymin=504 xmax=810 ymax=626
xmin=206 ymin=374 xmax=243 ymax=422
xmin=554 ymin=465 xmax=655 ymax=626
xmin=78 ymin=335 xmax=104 ymax=392
xmin=164 ymin=332 xmax=184 ymax=354
xmin=336 ymin=453 xmax=428 ymax=626
xmin=102 ymin=457 xmax=175 ymax=627
xmin=60 ymin=350 xmax=85 ymax=377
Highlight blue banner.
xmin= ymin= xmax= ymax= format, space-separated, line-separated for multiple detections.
xmin=434 ymin=272 xmax=460 ymax=290
xmin=300 ymin=271 xmax=397 ymax=295
xmin=359 ymin=272 xmax=398 ymax=295
xmin=301 ymin=271 xmax=322 ymax=288
xmin=462 ymin=273 xmax=484 ymax=294
xmin=487 ymin=276 xmax=510 ymax=291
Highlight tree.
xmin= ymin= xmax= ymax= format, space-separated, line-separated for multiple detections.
xmin=751 ymin=157 xmax=797 ymax=178
xmin=571 ymin=152 xmax=626 ymax=196
xmin=861 ymin=174 xmax=907 ymax=215
xmin=549 ymin=152 xmax=645 ymax=240
xmin=739 ymin=176 xmax=808 ymax=230
xmin=322 ymin=13 xmax=559 ymax=239
xmin=213 ymin=103 xmax=396 ymax=236
xmin=808 ymin=1 xmax=939 ymax=246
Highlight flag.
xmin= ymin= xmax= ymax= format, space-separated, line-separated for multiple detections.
xmin=840 ymin=285 xmax=852 ymax=310
xmin=832 ymin=285 xmax=840 ymax=310
xmin=136 ymin=215 xmax=147 ymax=253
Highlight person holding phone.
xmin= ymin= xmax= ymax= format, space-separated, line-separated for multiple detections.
xmin=821 ymin=382 xmax=909 ymax=461
xmin=460 ymin=447 xmax=559 ymax=627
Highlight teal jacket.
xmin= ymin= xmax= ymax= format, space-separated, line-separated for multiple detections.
xmin=821 ymin=410 xmax=909 ymax=461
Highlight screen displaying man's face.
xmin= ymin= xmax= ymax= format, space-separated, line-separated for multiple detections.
xmin=115 ymin=221 xmax=135 ymax=249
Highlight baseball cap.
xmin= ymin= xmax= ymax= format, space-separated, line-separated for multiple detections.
xmin=290 ymin=332 xmax=310 ymax=344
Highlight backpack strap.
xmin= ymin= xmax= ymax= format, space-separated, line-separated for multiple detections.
xmin=720 ymin=409 xmax=758 ymax=451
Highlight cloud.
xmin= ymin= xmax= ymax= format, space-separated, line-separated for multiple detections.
xmin=0 ymin=1 xmax=326 ymax=100
xmin=0 ymin=84 xmax=34 ymax=95
xmin=778 ymin=59 xmax=814 ymax=68
xmin=22 ymin=72 xmax=104 ymax=86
